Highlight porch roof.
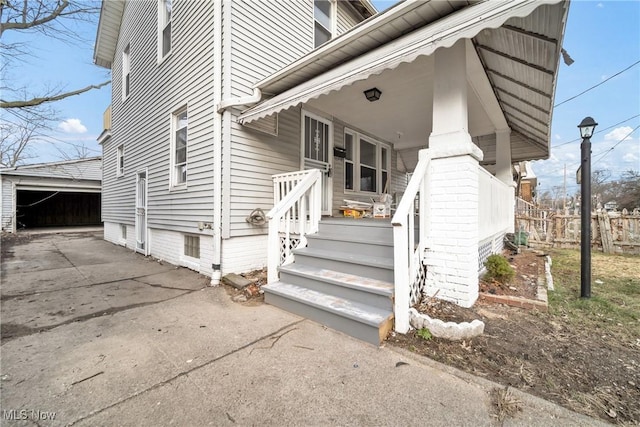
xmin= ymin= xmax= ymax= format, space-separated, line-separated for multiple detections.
xmin=239 ymin=0 xmax=569 ymax=165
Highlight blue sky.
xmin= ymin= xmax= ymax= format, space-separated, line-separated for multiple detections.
xmin=5 ymin=0 xmax=639 ymax=199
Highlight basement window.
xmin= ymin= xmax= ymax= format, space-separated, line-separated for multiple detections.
xmin=184 ymin=235 xmax=200 ymax=259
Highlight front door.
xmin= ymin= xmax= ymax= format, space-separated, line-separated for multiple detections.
xmin=135 ymin=170 xmax=148 ymax=255
xmin=302 ymin=111 xmax=332 ymax=215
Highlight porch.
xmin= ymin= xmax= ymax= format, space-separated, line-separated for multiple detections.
xmin=262 ymin=160 xmax=512 ymax=345
xmin=237 ymin=0 xmax=568 ymax=343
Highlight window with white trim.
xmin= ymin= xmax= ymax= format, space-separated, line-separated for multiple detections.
xmin=314 ymin=0 xmax=333 ymax=48
xmin=117 ymin=144 xmax=124 ymax=176
xmin=184 ymin=235 xmax=200 ymax=259
xmin=171 ymin=108 xmax=188 ymax=186
xmin=122 ymin=44 xmax=130 ymax=100
xmin=343 ymin=130 xmax=390 ymax=194
xmin=158 ymin=0 xmax=172 ymax=59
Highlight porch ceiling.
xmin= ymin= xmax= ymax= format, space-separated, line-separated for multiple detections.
xmin=239 ymin=0 xmax=570 ymax=169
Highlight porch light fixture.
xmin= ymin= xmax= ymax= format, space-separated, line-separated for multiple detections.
xmin=364 ymin=87 xmax=381 ymax=102
xmin=577 ymin=116 xmax=597 ymax=299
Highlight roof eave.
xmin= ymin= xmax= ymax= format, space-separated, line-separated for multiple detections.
xmin=93 ymin=0 xmax=125 ymax=69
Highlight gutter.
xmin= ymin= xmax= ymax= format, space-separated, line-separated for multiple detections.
xmin=217 ymin=88 xmax=262 ymax=114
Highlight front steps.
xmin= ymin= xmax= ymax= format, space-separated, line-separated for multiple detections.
xmin=263 ymin=218 xmax=394 ymax=345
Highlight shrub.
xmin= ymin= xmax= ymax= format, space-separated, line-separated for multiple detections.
xmin=416 ymin=328 xmax=432 ymax=341
xmin=484 ymin=254 xmax=515 ymax=284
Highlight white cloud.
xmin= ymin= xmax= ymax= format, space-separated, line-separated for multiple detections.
xmin=58 ymin=118 xmax=87 ymax=134
xmin=623 ymin=152 xmax=639 ymax=163
xmin=554 ymin=134 xmax=562 ymax=140
xmin=604 ymin=126 xmax=634 ymax=142
xmin=597 ymin=2 xmax=604 ymax=7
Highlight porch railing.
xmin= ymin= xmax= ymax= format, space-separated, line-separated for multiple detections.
xmin=391 ymin=149 xmax=431 ymax=334
xmin=478 ymin=167 xmax=512 ymax=270
xmin=266 ymin=169 xmax=322 ymax=284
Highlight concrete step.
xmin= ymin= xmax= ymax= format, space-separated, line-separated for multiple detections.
xmin=318 ymin=218 xmax=393 ymax=241
xmin=279 ymin=263 xmax=393 ymax=311
xmin=292 ymin=247 xmax=394 ymax=282
xmin=263 ymin=281 xmax=394 ymax=345
xmin=305 ymin=233 xmax=394 ymax=258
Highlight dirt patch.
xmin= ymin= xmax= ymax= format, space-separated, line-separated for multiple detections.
xmin=479 ymin=250 xmax=542 ymax=300
xmin=222 ymin=268 xmax=266 ymax=306
xmin=389 ymin=249 xmax=640 ymax=425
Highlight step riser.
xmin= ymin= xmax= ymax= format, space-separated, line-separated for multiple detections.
xmin=293 ymin=253 xmax=394 ymax=282
xmin=279 ymin=270 xmax=392 ymax=311
xmin=306 ymin=237 xmax=394 ymax=258
xmin=265 ymin=291 xmax=390 ymax=345
xmin=318 ymin=223 xmax=393 ymax=241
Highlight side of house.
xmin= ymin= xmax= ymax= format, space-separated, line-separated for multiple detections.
xmin=95 ymin=1 xmax=380 ymax=277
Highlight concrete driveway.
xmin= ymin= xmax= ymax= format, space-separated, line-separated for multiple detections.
xmin=0 ymin=230 xmax=605 ymax=426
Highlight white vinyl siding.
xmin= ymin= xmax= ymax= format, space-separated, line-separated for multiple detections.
xmin=104 ymin=0 xmax=215 ymax=234
xmin=227 ymin=108 xmax=301 ymax=238
xmin=226 ymin=1 xmax=314 ymax=238
xmin=336 ymin=1 xmax=361 ymax=35
xmin=1 ymin=177 xmax=14 ymax=232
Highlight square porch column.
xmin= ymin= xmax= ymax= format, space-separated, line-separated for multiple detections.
xmin=425 ymin=39 xmax=483 ymax=308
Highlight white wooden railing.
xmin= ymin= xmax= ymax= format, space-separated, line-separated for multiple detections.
xmin=267 ymin=169 xmax=322 ymax=284
xmin=478 ymin=167 xmax=513 ymax=270
xmin=391 ymin=150 xmax=431 ymax=333
xmin=478 ymin=167 xmax=512 ymax=241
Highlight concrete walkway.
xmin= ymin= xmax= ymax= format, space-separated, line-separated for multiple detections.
xmin=0 ymin=231 xmax=606 ymax=426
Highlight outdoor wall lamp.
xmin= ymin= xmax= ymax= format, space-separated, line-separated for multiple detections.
xmin=578 ymin=116 xmax=597 ymax=299
xmin=364 ymin=87 xmax=381 ymax=102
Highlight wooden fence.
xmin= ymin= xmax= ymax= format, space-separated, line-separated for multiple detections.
xmin=515 ymin=198 xmax=640 ymax=254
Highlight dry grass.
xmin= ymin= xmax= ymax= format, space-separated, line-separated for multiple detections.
xmin=491 ymin=387 xmax=522 ymax=421
xmin=548 ymin=249 xmax=640 ymax=343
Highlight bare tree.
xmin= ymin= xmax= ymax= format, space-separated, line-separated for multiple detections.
xmin=0 ymin=0 xmax=109 ymax=109
xmin=1 ymin=104 xmax=58 ymax=167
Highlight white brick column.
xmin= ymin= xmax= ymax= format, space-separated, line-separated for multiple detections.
xmin=496 ymin=128 xmax=516 ymax=233
xmin=425 ymin=39 xmax=483 ymax=308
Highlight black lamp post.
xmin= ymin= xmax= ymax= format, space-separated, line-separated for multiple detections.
xmin=578 ymin=116 xmax=597 ymax=298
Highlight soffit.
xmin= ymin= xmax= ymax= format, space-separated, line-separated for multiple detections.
xmin=93 ymin=0 xmax=125 ymax=69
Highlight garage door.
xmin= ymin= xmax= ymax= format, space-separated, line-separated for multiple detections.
xmin=16 ymin=190 xmax=101 ymax=229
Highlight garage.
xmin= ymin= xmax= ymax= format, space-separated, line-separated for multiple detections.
xmin=1 ymin=158 xmax=102 ymax=233
xmin=15 ymin=190 xmax=101 ymax=229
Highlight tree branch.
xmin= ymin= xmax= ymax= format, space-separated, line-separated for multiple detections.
xmin=0 ymin=0 xmax=68 ymax=35
xmin=0 ymin=80 xmax=110 ymax=108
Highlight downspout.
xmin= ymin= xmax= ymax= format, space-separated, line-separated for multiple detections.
xmin=211 ymin=0 xmax=223 ymax=285
xmin=212 ymin=0 xmax=263 ymax=286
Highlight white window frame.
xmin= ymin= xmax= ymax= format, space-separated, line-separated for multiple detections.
xmin=119 ymin=224 xmax=127 ymax=246
xmin=343 ymin=128 xmax=391 ymax=195
xmin=122 ymin=44 xmax=130 ymax=101
xmin=158 ymin=0 xmax=172 ymax=62
xmin=183 ymin=234 xmax=200 ymax=259
xmin=314 ymin=0 xmax=335 ymax=48
xmin=170 ymin=106 xmax=188 ymax=188
xmin=116 ymin=144 xmax=125 ymax=177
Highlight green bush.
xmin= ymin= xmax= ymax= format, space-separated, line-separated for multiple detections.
xmin=416 ymin=328 xmax=432 ymax=341
xmin=484 ymin=254 xmax=515 ymax=284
